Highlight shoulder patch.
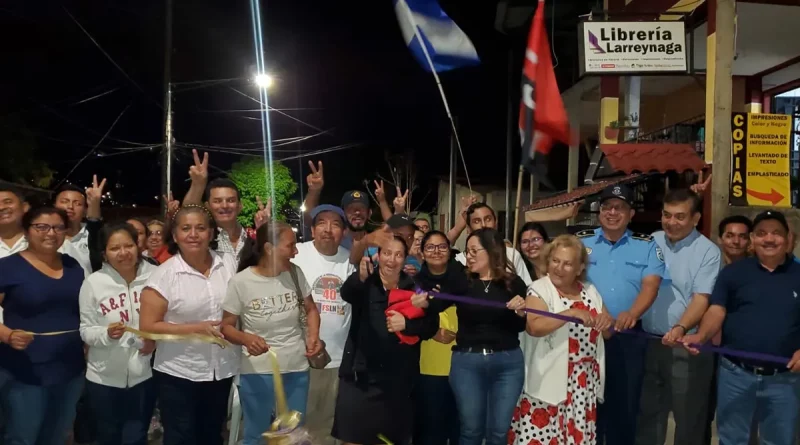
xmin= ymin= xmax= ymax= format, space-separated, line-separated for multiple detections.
xmin=631 ymin=232 xmax=654 ymax=242
xmin=655 ymin=246 xmax=664 ymax=262
xmin=576 ymin=229 xmax=595 ymax=238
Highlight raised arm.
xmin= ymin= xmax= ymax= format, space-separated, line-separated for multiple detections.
xmin=303 ymin=161 xmax=324 ymax=227
xmin=373 ymin=180 xmax=393 ymax=222
xmin=446 ymin=195 xmax=476 ymax=245
xmin=182 ymin=149 xmax=209 ymax=206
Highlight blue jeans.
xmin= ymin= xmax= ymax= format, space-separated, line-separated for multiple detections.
xmin=414 ymin=375 xmax=459 ymax=445
xmin=3 ymin=373 xmax=85 ymax=445
xmin=449 ymin=349 xmax=524 ymax=445
xmin=85 ymin=379 xmax=157 ymax=445
xmin=597 ymin=329 xmax=647 ymax=445
xmin=239 ymin=371 xmax=310 ymax=445
xmin=717 ymin=357 xmax=800 ymax=445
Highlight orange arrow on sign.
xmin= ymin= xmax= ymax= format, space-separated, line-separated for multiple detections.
xmin=747 ymin=188 xmax=785 ymax=205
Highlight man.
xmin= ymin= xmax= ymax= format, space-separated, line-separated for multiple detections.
xmin=0 ymin=186 xmax=30 ymax=259
xmin=413 ymin=212 xmax=432 ymax=233
xmin=636 ymin=189 xmax=721 ymax=445
xmin=183 ymin=151 xmax=254 ymax=262
xmin=338 ymin=190 xmax=372 ymax=251
xmin=718 ymin=215 xmax=753 ymax=265
xmin=682 ymin=210 xmax=800 ymax=445
xmin=453 ymin=202 xmax=532 ymax=285
xmin=292 ymin=205 xmax=355 ymax=445
xmin=576 ymin=184 xmax=663 ymax=445
xmin=53 ymin=184 xmax=92 ymax=277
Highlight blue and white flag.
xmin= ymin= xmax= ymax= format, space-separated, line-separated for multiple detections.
xmin=394 ymin=0 xmax=480 ymax=72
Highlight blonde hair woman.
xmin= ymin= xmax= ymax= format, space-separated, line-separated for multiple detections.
xmin=509 ymin=235 xmax=613 ymax=445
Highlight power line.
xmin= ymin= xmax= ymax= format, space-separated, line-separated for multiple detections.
xmin=228 ymin=86 xmax=326 ymax=133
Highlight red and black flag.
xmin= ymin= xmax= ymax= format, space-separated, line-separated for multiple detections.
xmin=519 ymin=0 xmax=571 ymax=177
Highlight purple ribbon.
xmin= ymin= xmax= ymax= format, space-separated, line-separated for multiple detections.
xmin=425 ymin=289 xmax=792 ymax=366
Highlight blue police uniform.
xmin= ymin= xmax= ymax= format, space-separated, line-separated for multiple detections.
xmin=577 ymin=227 xmax=665 ymax=445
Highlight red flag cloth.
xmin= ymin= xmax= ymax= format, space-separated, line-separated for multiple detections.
xmin=385 ymin=289 xmax=425 ymax=345
xmin=519 ymin=0 xmax=571 ymax=158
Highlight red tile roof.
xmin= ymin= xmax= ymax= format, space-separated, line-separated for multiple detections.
xmin=522 ymin=174 xmax=643 ymax=212
xmin=600 ymin=144 xmax=707 ymax=174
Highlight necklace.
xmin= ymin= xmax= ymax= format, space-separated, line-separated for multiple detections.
xmin=480 ymin=279 xmax=492 ymax=293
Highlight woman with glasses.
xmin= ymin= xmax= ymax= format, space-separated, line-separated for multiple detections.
xmin=79 ymin=223 xmax=158 ymax=445
xmin=517 ymin=222 xmax=549 ymax=280
xmin=145 ymin=220 xmax=171 ymax=264
xmin=0 ymin=207 xmax=87 ymax=444
xmin=413 ymin=228 xmax=527 ymax=445
xmin=413 ymin=230 xmax=468 ymax=445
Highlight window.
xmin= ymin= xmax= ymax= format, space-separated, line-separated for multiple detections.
xmin=771 ymin=88 xmax=800 ymax=207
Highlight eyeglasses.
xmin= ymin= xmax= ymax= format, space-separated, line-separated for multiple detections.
xmin=148 ymin=230 xmax=163 ymax=237
xmin=465 ymin=247 xmax=486 ymax=257
xmin=30 ymin=223 xmax=66 ymax=234
xmin=424 ymin=243 xmax=449 ymax=253
xmin=520 ymin=237 xmax=544 ymax=246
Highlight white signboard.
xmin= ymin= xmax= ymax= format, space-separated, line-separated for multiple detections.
xmin=578 ymin=21 xmax=688 ymax=75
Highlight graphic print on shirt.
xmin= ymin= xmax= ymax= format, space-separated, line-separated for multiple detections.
xmin=98 ymin=291 xmax=139 ymax=323
xmin=248 ymin=292 xmax=297 ymax=319
xmin=312 ymin=273 xmax=346 ymax=316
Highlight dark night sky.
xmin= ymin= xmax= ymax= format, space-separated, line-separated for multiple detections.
xmin=0 ymin=0 xmax=592 ymax=212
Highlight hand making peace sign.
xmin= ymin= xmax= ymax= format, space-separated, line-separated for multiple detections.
xmin=393 ymin=187 xmax=409 ymax=213
xmin=189 ymin=149 xmax=209 ymax=183
xmin=86 ymin=174 xmax=107 ymax=206
xmin=307 ymin=161 xmax=324 ymax=191
xmin=254 ymin=195 xmax=272 ymax=229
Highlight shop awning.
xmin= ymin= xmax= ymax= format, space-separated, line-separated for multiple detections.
xmin=522 ymin=174 xmax=643 ymax=223
xmin=600 ymin=144 xmax=707 ymax=174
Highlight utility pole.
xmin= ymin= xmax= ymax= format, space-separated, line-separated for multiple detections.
xmin=709 ymin=0 xmax=735 ymax=236
xmin=161 ymin=0 xmax=174 ymax=213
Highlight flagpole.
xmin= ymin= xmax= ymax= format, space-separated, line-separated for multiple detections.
xmin=400 ymin=2 xmax=472 ymax=194
xmin=512 ymin=165 xmax=526 ymax=248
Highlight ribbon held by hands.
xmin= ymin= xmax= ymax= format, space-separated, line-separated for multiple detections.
xmin=425 ymin=289 xmax=793 ymax=366
xmin=17 ymin=325 xmax=230 ymax=349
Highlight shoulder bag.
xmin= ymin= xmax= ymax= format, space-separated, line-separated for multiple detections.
xmin=288 ymin=265 xmax=331 ymax=369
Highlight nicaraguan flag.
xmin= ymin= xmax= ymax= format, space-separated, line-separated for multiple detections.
xmin=394 ymin=0 xmax=480 ymax=72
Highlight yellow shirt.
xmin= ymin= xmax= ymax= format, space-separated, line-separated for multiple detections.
xmin=419 ymin=307 xmax=458 ymax=376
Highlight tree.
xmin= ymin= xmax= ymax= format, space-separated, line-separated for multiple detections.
xmin=0 ymin=117 xmax=55 ymax=188
xmin=228 ymin=158 xmax=298 ymax=227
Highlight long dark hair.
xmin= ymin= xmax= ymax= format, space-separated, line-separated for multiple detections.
xmin=465 ymin=228 xmax=515 ymax=290
xmin=238 ymin=221 xmax=293 ymax=272
xmin=166 ymin=205 xmax=218 ymax=255
xmin=517 ymin=222 xmax=549 ymax=277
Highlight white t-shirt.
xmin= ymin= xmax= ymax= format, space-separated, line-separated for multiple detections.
xmin=291 ymin=241 xmax=355 ymax=368
xmin=59 ymin=224 xmax=92 ymax=278
xmin=223 ymin=267 xmax=311 ymax=375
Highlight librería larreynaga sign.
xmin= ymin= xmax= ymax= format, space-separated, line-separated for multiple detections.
xmin=578 ymin=21 xmax=688 ymax=75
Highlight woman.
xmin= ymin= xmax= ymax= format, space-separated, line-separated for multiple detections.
xmin=511 ymin=235 xmax=612 ymax=445
xmin=79 ymin=223 xmax=158 ymax=445
xmin=221 ymin=221 xmax=322 ymax=445
xmin=0 ymin=206 xmax=86 ymax=444
xmin=414 ymin=228 xmax=527 ymax=445
xmin=139 ymin=205 xmax=240 ymax=445
xmin=413 ymin=231 xmax=468 ymax=445
xmin=145 ymin=220 xmax=171 ymax=264
xmin=333 ymin=235 xmax=438 ymax=445
xmin=518 ymin=222 xmax=549 ymax=280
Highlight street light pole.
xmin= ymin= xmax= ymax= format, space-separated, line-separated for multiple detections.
xmin=161 ymin=0 xmax=174 ymax=213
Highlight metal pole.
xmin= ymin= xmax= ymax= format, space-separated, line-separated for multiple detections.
xmin=160 ymin=0 xmax=173 ymax=214
xmin=504 ymin=49 xmax=514 ymax=239
xmin=448 ymin=118 xmax=457 ymax=228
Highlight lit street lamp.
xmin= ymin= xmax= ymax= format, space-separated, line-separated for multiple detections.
xmin=254 ymin=73 xmax=274 ymax=89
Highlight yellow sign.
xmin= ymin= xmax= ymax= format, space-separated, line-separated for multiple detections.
xmin=729 ymin=112 xmax=792 ymax=207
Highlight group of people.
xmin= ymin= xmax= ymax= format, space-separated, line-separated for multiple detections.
xmin=0 ymin=148 xmax=799 ymax=445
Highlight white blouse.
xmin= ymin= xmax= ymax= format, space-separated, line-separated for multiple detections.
xmin=522 ymin=276 xmax=606 ymax=406
xmin=144 ymin=251 xmax=241 ymax=382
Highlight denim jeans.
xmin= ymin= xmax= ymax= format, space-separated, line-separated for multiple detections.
xmin=155 ymin=371 xmax=233 ymax=445
xmin=717 ymin=357 xmax=800 ymax=445
xmin=414 ymin=374 xmax=459 ymax=445
xmin=3 ymin=373 xmax=85 ymax=445
xmin=85 ymin=379 xmax=157 ymax=445
xmin=597 ymin=329 xmax=647 ymax=445
xmin=449 ymin=348 xmax=524 ymax=445
xmin=239 ymin=371 xmax=310 ymax=445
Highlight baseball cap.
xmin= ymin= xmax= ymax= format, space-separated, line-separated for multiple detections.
xmin=598 ymin=184 xmax=634 ymax=205
xmin=341 ymin=191 xmax=370 ymax=209
xmin=310 ymin=204 xmax=345 ymax=224
xmin=752 ymin=210 xmax=789 ymax=232
xmin=413 ymin=212 xmax=432 ymax=226
xmin=386 ymin=213 xmax=417 ymax=230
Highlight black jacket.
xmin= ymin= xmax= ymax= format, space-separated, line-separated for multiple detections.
xmin=339 ymin=269 xmax=438 ymax=386
xmin=414 ymin=259 xmax=470 ymax=314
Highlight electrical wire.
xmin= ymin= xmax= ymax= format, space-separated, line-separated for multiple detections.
xmin=228 ymin=86 xmax=326 ymax=133
xmin=36 ymin=101 xmax=157 ymax=147
xmin=70 ymin=87 xmax=120 ymax=106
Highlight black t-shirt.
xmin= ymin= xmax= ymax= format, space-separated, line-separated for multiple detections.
xmin=454 ymin=276 xmax=528 ymax=350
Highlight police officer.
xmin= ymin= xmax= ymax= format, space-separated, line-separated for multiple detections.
xmin=577 ymin=184 xmax=664 ymax=445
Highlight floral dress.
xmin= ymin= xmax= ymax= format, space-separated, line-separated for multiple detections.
xmin=508 ymin=291 xmax=601 ymax=445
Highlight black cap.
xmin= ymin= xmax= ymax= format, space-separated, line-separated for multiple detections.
xmin=341 ymin=191 xmax=370 ymax=209
xmin=598 ymin=184 xmax=634 ymax=205
xmin=386 ymin=213 xmax=417 ymax=230
xmin=752 ymin=210 xmax=789 ymax=232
